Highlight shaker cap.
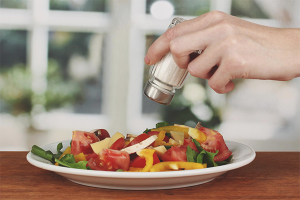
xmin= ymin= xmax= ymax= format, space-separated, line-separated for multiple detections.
xmin=143 ymin=81 xmax=174 ymax=105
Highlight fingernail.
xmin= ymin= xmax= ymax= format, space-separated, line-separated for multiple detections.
xmin=144 ymin=55 xmax=150 ymax=65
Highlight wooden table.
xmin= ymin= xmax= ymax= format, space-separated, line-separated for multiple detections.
xmin=0 ymin=152 xmax=299 ymax=200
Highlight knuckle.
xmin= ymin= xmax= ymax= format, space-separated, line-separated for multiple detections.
xmin=169 ymin=39 xmax=181 ymax=56
xmin=165 ymin=27 xmax=177 ymax=41
xmin=218 ymin=20 xmax=236 ymax=34
xmin=207 ymin=10 xmax=226 ymax=22
xmin=220 ymin=35 xmax=241 ymax=53
xmin=222 ymin=55 xmax=249 ymax=79
xmin=240 ymin=71 xmax=249 ymax=79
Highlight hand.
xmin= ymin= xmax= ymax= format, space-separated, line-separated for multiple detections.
xmin=144 ymin=11 xmax=300 ymax=94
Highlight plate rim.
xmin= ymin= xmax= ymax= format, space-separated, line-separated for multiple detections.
xmin=27 ymin=140 xmax=256 ymax=179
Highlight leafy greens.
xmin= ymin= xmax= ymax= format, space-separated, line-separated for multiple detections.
xmin=185 ymin=139 xmax=230 ymax=168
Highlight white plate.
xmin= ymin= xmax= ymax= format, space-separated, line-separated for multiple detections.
xmin=27 ymin=140 xmax=255 ymax=190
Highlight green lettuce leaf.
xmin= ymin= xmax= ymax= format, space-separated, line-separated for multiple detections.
xmin=197 ymin=150 xmax=219 ymax=167
xmin=52 ymin=142 xmax=63 ymax=160
xmin=55 ymin=158 xmax=88 ymax=169
xmin=186 ymin=145 xmax=198 ymax=163
xmin=192 ymin=139 xmax=204 ymax=152
xmin=144 ymin=122 xmax=170 ymax=134
xmin=156 ymin=122 xmax=169 ymax=128
xmin=215 ymin=155 xmax=233 ymax=166
xmin=31 ymin=143 xmax=63 ymax=163
xmin=31 ymin=145 xmax=54 ymax=163
xmin=143 ymin=128 xmax=151 ymax=134
xmin=164 ymin=145 xmax=173 ymax=150
xmin=192 ymin=139 xmax=219 ymax=167
xmin=60 ymin=154 xmax=76 ymax=163
xmin=55 ymin=154 xmax=88 ymax=169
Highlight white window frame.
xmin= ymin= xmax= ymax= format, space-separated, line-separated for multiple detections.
xmin=0 ymin=0 xmax=282 ymax=135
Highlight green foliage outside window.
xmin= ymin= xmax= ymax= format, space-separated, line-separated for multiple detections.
xmin=0 ymin=61 xmax=81 ymax=116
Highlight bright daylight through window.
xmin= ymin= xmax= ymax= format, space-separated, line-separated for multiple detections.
xmin=0 ymin=0 xmax=299 ymax=152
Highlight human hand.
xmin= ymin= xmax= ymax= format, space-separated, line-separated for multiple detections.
xmin=144 ymin=11 xmax=300 ymax=94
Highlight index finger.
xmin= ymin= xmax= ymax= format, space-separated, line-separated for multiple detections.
xmin=145 ymin=11 xmax=227 ymax=65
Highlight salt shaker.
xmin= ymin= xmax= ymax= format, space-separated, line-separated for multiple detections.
xmin=143 ymin=17 xmax=188 ymax=105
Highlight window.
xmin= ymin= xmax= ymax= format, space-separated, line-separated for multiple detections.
xmin=49 ymin=0 xmax=107 ymax=12
xmin=0 ymin=0 xmax=299 ymax=151
xmin=0 ymin=0 xmax=27 ymax=9
xmin=48 ymin=31 xmax=105 ymax=114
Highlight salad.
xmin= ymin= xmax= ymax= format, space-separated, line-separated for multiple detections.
xmin=31 ymin=122 xmax=233 ymax=172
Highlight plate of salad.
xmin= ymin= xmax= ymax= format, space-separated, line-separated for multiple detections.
xmin=27 ymin=122 xmax=256 ymax=190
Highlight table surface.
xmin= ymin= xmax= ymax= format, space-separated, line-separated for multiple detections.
xmin=0 ymin=152 xmax=299 ymax=200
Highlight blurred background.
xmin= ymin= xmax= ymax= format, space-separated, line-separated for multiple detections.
xmin=0 ymin=0 xmax=299 ymax=151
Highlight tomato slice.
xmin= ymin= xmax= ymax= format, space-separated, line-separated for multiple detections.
xmin=160 ymin=146 xmax=187 ymax=162
xmin=85 ymin=152 xmax=98 ymax=161
xmin=97 ymin=129 xmax=110 ymax=141
xmin=71 ymin=131 xmax=99 ymax=155
xmin=109 ymin=137 xmax=125 ymax=150
xmin=199 ymin=127 xmax=232 ymax=162
xmin=183 ymin=139 xmax=199 ymax=153
xmin=126 ymin=133 xmax=150 ymax=147
xmin=87 ymin=149 xmax=130 ymax=171
xmin=130 ymin=152 xmax=160 ymax=168
xmin=147 ymin=131 xmax=169 ymax=143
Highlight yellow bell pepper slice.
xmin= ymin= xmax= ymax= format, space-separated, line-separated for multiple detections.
xmin=150 ymin=161 xmax=207 ymax=172
xmin=153 ymin=131 xmax=166 ymax=147
xmin=188 ymin=128 xmax=207 ymax=143
xmin=151 ymin=126 xmax=190 ymax=139
xmin=157 ymin=130 xmax=166 ymax=141
xmin=74 ymin=153 xmax=87 ymax=163
xmin=154 ymin=140 xmax=173 ymax=146
xmin=136 ymin=149 xmax=156 ymax=172
xmin=55 ymin=146 xmax=71 ymax=166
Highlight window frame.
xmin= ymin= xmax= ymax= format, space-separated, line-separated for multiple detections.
xmin=0 ymin=0 xmax=281 ymax=134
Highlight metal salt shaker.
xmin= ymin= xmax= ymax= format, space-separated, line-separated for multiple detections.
xmin=143 ymin=17 xmax=188 ymax=105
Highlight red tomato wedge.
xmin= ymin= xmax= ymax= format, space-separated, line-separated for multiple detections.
xmin=130 ymin=152 xmax=160 ymax=168
xmin=71 ymin=131 xmax=99 ymax=155
xmin=97 ymin=129 xmax=110 ymax=141
xmin=160 ymin=146 xmax=187 ymax=162
xmin=183 ymin=139 xmax=199 ymax=153
xmin=110 ymin=137 xmax=125 ymax=150
xmin=87 ymin=149 xmax=130 ymax=171
xmin=126 ymin=133 xmax=150 ymax=147
xmin=85 ymin=152 xmax=98 ymax=161
xmin=147 ymin=131 xmax=170 ymax=143
xmin=199 ymin=127 xmax=232 ymax=162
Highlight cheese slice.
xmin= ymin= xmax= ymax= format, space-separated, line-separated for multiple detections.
xmin=170 ymin=131 xmax=184 ymax=143
xmin=121 ymin=135 xmax=157 ymax=154
xmin=108 ymin=132 xmax=125 ymax=147
xmin=91 ymin=138 xmax=111 ymax=154
xmin=169 ymin=138 xmax=179 ymax=145
xmin=153 ymin=145 xmax=167 ymax=158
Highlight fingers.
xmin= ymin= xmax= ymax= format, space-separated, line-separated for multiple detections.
xmin=170 ymin=27 xmax=218 ymax=69
xmin=145 ymin=11 xmax=229 ymax=65
xmin=208 ymin=68 xmax=235 ymax=94
xmin=144 ymin=11 xmax=243 ymax=94
xmin=187 ymin=43 xmax=221 ymax=79
xmin=187 ymin=44 xmax=237 ymax=94
xmin=145 ymin=19 xmax=200 ymax=65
